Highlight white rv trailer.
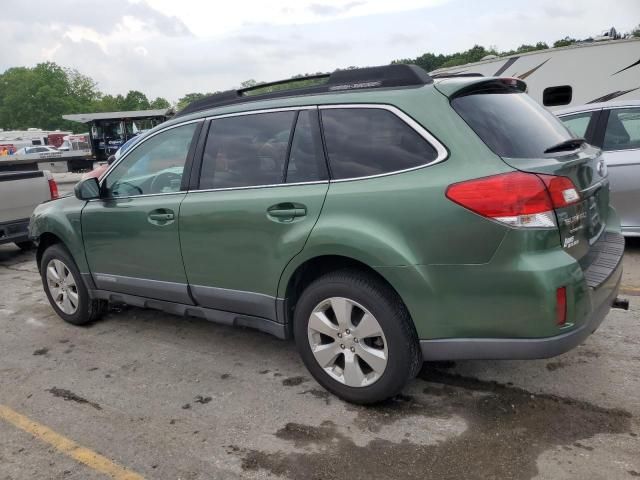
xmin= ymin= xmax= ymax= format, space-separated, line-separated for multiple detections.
xmin=430 ymin=38 xmax=640 ymax=109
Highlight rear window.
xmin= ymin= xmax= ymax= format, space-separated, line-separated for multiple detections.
xmin=452 ymin=92 xmax=573 ymax=158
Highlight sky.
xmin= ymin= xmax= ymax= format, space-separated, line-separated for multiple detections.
xmin=1 ymin=0 xmax=639 ymax=102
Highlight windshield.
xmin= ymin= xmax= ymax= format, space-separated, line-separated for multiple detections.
xmin=452 ymin=92 xmax=573 ymax=158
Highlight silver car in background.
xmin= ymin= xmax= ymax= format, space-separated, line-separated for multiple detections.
xmin=557 ymin=100 xmax=640 ymax=237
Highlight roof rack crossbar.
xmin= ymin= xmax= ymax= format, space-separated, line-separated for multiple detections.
xmin=176 ymin=64 xmax=432 ymax=117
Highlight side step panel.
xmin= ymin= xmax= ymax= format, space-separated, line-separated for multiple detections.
xmin=90 ymin=289 xmax=287 ymax=339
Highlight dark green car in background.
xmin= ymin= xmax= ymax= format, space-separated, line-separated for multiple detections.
xmin=29 ymin=65 xmax=624 ymax=404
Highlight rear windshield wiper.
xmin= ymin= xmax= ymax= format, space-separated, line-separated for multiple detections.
xmin=544 ymin=138 xmax=586 ymax=154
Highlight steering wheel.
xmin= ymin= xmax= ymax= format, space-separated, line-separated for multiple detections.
xmin=114 ymin=181 xmax=143 ymax=196
xmin=150 ymin=171 xmax=181 ymax=194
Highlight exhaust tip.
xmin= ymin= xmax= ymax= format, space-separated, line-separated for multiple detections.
xmin=612 ymin=297 xmax=630 ymax=311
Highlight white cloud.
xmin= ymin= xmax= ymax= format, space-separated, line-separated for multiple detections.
xmin=143 ymin=0 xmax=449 ymax=36
xmin=1 ymin=0 xmax=639 ymax=103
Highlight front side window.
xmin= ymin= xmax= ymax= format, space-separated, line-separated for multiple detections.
xmin=104 ymin=122 xmax=198 ymax=197
xmin=603 ymin=108 xmax=640 ymax=151
xmin=320 ymin=108 xmax=438 ymax=180
xmin=200 ymin=111 xmax=296 ymax=189
xmin=560 ymin=112 xmax=593 ymax=138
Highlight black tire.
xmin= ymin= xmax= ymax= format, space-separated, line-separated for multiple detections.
xmin=15 ymin=240 xmax=36 ymax=251
xmin=40 ymin=244 xmax=106 ymax=326
xmin=294 ymin=269 xmax=422 ymax=404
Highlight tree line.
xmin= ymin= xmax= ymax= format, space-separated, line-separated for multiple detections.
xmin=0 ymin=62 xmax=170 ymax=133
xmin=1 ymin=25 xmax=638 ymax=133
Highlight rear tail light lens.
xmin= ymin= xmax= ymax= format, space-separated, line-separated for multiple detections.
xmin=538 ymin=174 xmax=580 ymax=208
xmin=556 ymin=287 xmax=567 ymax=326
xmin=445 ymin=172 xmax=580 ymax=228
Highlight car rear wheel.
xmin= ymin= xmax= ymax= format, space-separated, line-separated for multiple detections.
xmin=40 ymin=244 xmax=106 ymax=325
xmin=294 ymin=269 xmax=422 ymax=404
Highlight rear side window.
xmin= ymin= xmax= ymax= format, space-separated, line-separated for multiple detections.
xmin=603 ymin=107 xmax=640 ymax=151
xmin=320 ymin=108 xmax=438 ymax=179
xmin=452 ymin=92 xmax=573 ymax=158
xmin=200 ymin=111 xmax=296 ymax=189
xmin=560 ymin=112 xmax=593 ymax=138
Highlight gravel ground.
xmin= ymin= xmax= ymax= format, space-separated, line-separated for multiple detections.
xmin=0 ymin=240 xmax=639 ymax=480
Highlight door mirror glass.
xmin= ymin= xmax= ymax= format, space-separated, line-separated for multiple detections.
xmin=74 ymin=177 xmax=101 ymax=200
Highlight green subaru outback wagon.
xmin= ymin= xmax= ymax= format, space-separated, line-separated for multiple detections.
xmin=30 ymin=65 xmax=624 ymax=404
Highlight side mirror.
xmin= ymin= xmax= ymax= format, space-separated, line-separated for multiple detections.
xmin=107 ymin=155 xmax=116 ymax=165
xmin=74 ymin=177 xmax=101 ymax=200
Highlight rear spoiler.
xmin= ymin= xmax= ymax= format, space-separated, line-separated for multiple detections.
xmin=435 ymin=77 xmax=527 ymax=99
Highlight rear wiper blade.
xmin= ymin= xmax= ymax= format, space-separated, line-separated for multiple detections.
xmin=544 ymin=138 xmax=586 ymax=154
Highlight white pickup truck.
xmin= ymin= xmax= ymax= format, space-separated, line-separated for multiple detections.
xmin=0 ymin=170 xmax=58 ymax=249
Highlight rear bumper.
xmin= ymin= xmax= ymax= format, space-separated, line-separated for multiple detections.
xmin=420 ymin=257 xmax=622 ymax=360
xmin=0 ymin=218 xmax=30 ymax=245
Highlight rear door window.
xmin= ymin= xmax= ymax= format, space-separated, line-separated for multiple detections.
xmin=452 ymin=92 xmax=573 ymax=158
xmin=560 ymin=112 xmax=594 ymax=138
xmin=200 ymin=111 xmax=296 ymax=189
xmin=320 ymin=108 xmax=438 ymax=179
xmin=286 ymin=110 xmax=328 ymax=183
xmin=603 ymin=107 xmax=640 ymax=151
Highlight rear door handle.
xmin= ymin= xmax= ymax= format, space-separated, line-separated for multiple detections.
xmin=267 ymin=203 xmax=307 ymax=221
xmin=268 ymin=208 xmax=306 ymax=218
xmin=148 ymin=209 xmax=175 ymax=225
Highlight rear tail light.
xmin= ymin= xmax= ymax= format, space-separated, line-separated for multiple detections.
xmin=44 ymin=172 xmax=59 ymax=199
xmin=445 ymin=172 xmax=580 ymax=228
xmin=538 ymin=174 xmax=580 ymax=208
xmin=556 ymin=287 xmax=567 ymax=326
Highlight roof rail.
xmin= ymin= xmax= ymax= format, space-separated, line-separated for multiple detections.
xmin=176 ymin=64 xmax=432 ymax=117
xmin=431 ymin=72 xmax=484 ymax=78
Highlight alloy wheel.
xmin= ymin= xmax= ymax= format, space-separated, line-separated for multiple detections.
xmin=46 ymin=259 xmax=79 ymax=315
xmin=307 ymin=297 xmax=388 ymax=387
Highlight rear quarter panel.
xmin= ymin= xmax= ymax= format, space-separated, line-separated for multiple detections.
xmin=279 ymin=87 xmax=514 ymax=298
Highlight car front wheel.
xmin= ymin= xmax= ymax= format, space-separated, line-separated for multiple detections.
xmin=40 ymin=244 xmax=105 ymax=325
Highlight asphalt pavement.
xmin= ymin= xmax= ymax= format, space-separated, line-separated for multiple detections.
xmin=0 ymin=240 xmax=639 ymax=480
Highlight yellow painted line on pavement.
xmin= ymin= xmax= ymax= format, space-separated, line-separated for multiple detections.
xmin=620 ymin=285 xmax=640 ymax=296
xmin=0 ymin=404 xmax=144 ymax=480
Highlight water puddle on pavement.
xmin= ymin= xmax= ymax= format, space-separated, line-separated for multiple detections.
xmin=230 ymin=368 xmax=633 ymax=480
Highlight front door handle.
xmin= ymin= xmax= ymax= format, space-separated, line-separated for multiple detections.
xmin=148 ymin=209 xmax=175 ymax=225
xmin=267 ymin=203 xmax=307 ymax=221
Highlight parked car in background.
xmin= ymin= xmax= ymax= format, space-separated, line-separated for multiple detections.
xmin=14 ymin=146 xmax=59 ymax=155
xmin=1 ymin=170 xmax=58 ymax=249
xmin=30 ymin=65 xmax=624 ymax=404
xmin=557 ymin=100 xmax=640 ymax=237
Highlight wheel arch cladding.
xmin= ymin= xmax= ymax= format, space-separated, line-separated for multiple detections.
xmin=31 ymin=204 xmax=89 ymax=273
xmin=278 ymin=254 xmax=414 ymax=328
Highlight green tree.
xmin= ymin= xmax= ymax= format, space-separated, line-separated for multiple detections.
xmin=0 ymin=62 xmax=89 ymax=132
xmin=177 ymin=92 xmax=212 ymax=111
xmin=121 ymin=90 xmax=150 ymax=110
xmin=150 ymin=97 xmax=171 ymax=109
xmin=631 ymin=25 xmax=640 ymax=38
xmin=553 ymin=37 xmax=577 ymax=48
